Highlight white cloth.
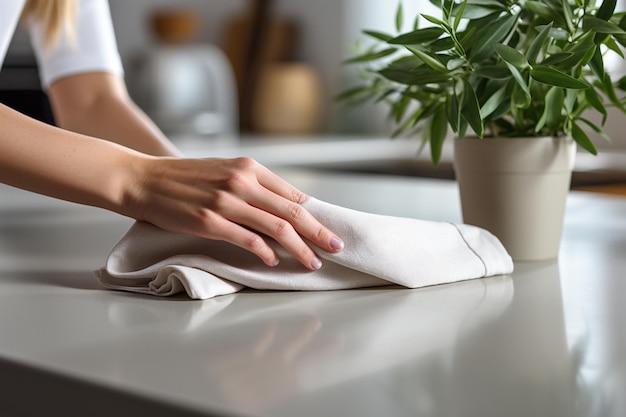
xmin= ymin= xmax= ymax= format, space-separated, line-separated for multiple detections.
xmin=97 ymin=198 xmax=514 ymax=299
xmin=0 ymin=0 xmax=123 ymax=88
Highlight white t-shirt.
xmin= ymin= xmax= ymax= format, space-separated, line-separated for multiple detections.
xmin=0 ymin=0 xmax=123 ymax=88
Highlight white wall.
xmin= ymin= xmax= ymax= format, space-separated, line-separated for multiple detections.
xmin=108 ymin=0 xmax=344 ymax=132
xmin=108 ymin=0 xmax=246 ymax=57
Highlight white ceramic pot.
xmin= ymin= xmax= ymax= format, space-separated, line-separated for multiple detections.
xmin=453 ymin=136 xmax=576 ymax=261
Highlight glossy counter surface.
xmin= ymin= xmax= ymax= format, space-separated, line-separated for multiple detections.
xmin=1 ymin=168 xmax=625 ymax=417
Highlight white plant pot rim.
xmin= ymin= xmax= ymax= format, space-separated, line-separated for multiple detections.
xmin=454 ymin=135 xmax=576 ymax=174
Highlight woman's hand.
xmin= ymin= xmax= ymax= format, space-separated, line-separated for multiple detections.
xmin=125 ymin=156 xmax=345 ymax=270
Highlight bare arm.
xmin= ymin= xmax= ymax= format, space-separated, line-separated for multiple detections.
xmin=0 ymin=103 xmax=343 ymax=270
xmin=47 ymin=72 xmax=181 ymax=157
xmin=0 ymin=102 xmax=140 ymax=214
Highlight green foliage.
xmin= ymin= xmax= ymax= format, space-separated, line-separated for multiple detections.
xmin=339 ymin=0 xmax=626 ymax=164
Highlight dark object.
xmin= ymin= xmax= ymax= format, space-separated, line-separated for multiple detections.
xmin=0 ymin=53 xmax=55 ymax=125
xmin=221 ymin=0 xmax=298 ymax=132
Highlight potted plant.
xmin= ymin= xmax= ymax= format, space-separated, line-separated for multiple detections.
xmin=339 ymin=0 xmax=626 ymax=260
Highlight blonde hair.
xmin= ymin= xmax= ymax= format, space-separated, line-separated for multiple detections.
xmin=22 ymin=0 xmax=78 ymax=49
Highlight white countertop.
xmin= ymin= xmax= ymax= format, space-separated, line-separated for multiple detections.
xmin=1 ymin=166 xmax=626 ymax=417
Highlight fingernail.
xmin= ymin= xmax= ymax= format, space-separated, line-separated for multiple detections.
xmin=311 ymin=257 xmax=323 ymax=270
xmin=330 ymin=236 xmax=344 ymax=250
xmin=269 ymin=258 xmax=280 ymax=267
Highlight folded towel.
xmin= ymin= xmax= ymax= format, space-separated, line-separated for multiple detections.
xmin=97 ymin=197 xmax=513 ymax=299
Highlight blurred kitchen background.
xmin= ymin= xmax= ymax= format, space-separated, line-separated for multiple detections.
xmin=2 ymin=0 xmax=626 ymax=187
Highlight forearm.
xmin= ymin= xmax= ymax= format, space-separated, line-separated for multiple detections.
xmin=0 ymin=102 xmax=144 ymax=214
xmin=48 ymin=72 xmax=182 ymax=157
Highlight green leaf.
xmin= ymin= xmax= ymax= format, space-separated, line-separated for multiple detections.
xmin=564 ymin=87 xmax=577 ymax=114
xmin=461 ymin=79 xmax=484 ymax=137
xmin=395 ymin=2 xmax=403 ymax=32
xmin=463 ymin=0 xmax=506 ymax=5
xmin=562 ymin=0 xmax=575 ymax=33
xmin=406 ymin=47 xmax=448 ymax=72
xmin=429 ymin=36 xmax=456 ymax=52
xmin=474 ymin=65 xmax=511 ymax=80
xmin=388 ymin=27 xmax=445 ymax=45
xmin=580 ymin=45 xmax=597 ymax=67
xmin=597 ymin=0 xmax=617 ymax=21
xmin=334 ymin=86 xmax=372 ymax=102
xmin=583 ymin=16 xmax=626 ymax=34
xmin=588 ymin=47 xmax=605 ymax=80
xmin=375 ymin=88 xmax=396 ymax=103
xmin=599 ymin=72 xmax=626 ymax=113
xmin=584 ymin=88 xmax=608 ymax=124
xmin=571 ymin=121 xmax=598 ymax=155
xmin=577 ymin=117 xmax=612 ymax=143
xmin=536 ymin=86 xmax=564 ymax=132
xmin=526 ymin=1 xmax=562 ymax=20
xmin=617 ymin=75 xmax=626 ymax=91
xmin=378 ymin=67 xmax=451 ymax=85
xmin=494 ymin=43 xmax=530 ymax=69
xmin=442 ymin=0 xmax=454 ymax=22
xmin=446 ymin=58 xmax=465 ymax=71
xmin=505 ymin=63 xmax=531 ymax=98
xmin=548 ymin=27 xmax=571 ymax=40
xmin=527 ymin=23 xmax=553 ymax=65
xmin=541 ymin=52 xmax=574 ymax=65
xmin=604 ymin=36 xmax=625 ymax=59
xmin=393 ymin=93 xmax=412 ymax=123
xmin=392 ymin=105 xmax=427 ymax=138
xmin=453 ymin=4 xmax=500 ymax=19
xmin=429 ymin=104 xmax=448 ymax=165
xmin=453 ymin=0 xmax=468 ymax=31
xmin=530 ymin=66 xmax=589 ymax=89
xmin=480 ymin=85 xmax=507 ymax=118
xmin=362 ymin=30 xmax=393 ymax=42
xmin=511 ymin=80 xmax=531 ymax=109
xmin=420 ymin=14 xmax=452 ymax=32
xmin=470 ymin=14 xmax=518 ymax=62
xmin=446 ymin=92 xmax=460 ymax=132
xmin=342 ymin=48 xmax=397 ymax=64
xmin=557 ymin=43 xmax=595 ymax=68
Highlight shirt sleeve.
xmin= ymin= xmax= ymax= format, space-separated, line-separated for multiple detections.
xmin=29 ymin=0 xmax=124 ymax=89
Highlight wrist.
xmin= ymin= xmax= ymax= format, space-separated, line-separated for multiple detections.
xmin=114 ymin=151 xmax=157 ymax=221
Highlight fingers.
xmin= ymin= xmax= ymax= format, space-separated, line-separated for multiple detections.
xmin=254 ymin=164 xmax=309 ymax=204
xmin=203 ymin=210 xmax=280 ymax=267
xmin=210 ymin=159 xmax=344 ymax=270
xmin=207 ymin=190 xmax=318 ymax=270
xmin=246 ymin=190 xmax=343 ymax=270
xmin=254 ymin=165 xmax=345 ymax=253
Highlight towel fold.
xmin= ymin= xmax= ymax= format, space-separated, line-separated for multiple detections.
xmin=97 ymin=198 xmax=513 ymax=299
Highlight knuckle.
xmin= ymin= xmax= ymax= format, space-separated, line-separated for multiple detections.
xmin=224 ymin=172 xmax=248 ymax=192
xmin=195 ymin=208 xmax=219 ymax=231
xmin=290 ymin=189 xmax=307 ymax=204
xmin=245 ymin=234 xmax=266 ymax=251
xmin=287 ymin=202 xmax=305 ymax=221
xmin=315 ymin=226 xmax=330 ymax=243
xmin=211 ymin=189 xmax=231 ymax=209
xmin=233 ymin=156 xmax=257 ymax=171
xmin=274 ymin=219 xmax=294 ymax=237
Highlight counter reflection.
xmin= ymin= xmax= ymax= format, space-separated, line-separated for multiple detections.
xmin=50 ymin=275 xmax=514 ymax=416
